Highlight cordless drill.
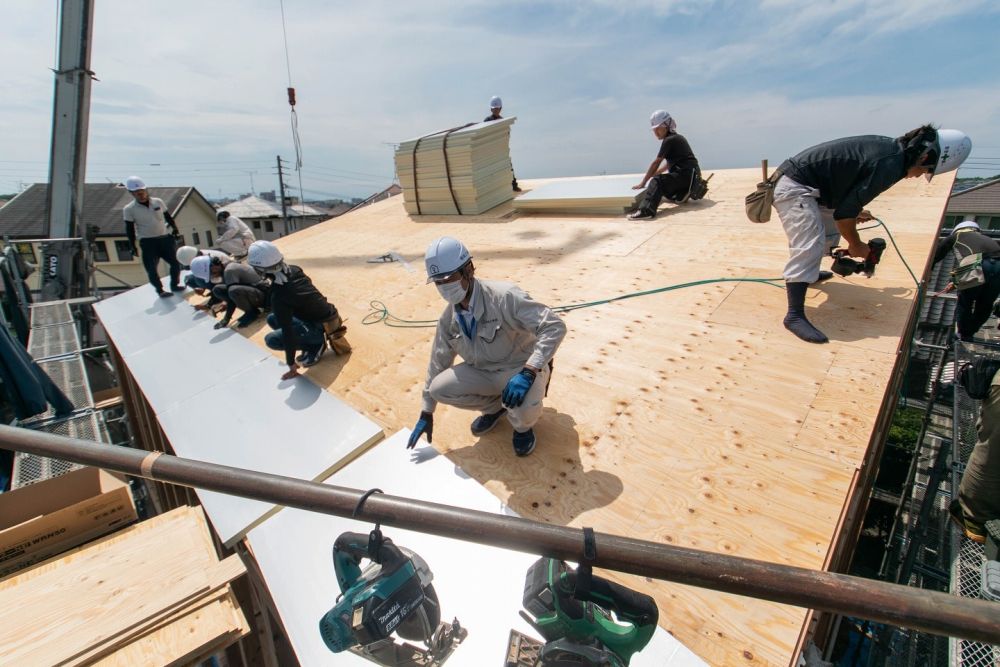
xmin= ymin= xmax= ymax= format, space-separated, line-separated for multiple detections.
xmin=830 ymin=238 xmax=887 ymax=278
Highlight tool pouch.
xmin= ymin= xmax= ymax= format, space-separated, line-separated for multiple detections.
xmin=745 ymin=168 xmax=782 ymax=223
xmin=958 ymin=357 xmax=1000 ymax=400
xmin=951 ymin=243 xmax=985 ymax=291
xmin=321 ymin=314 xmax=353 ymax=355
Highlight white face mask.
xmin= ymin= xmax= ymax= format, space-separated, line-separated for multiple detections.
xmin=436 ymin=280 xmax=467 ymax=304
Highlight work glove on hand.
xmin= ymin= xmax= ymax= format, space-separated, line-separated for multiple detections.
xmin=501 ymin=368 xmax=536 ymax=408
xmin=406 ymin=411 xmax=433 ymax=449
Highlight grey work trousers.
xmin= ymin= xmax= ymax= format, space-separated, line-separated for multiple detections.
xmin=960 ymin=383 xmax=1000 ymax=525
xmin=428 ymin=362 xmax=550 ymax=433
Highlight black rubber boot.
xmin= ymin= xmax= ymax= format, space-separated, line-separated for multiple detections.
xmin=783 ymin=282 xmax=828 ymax=343
xmin=813 ymin=270 xmax=834 ymax=283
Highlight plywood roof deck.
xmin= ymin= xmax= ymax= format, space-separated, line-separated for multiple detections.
xmin=233 ymin=168 xmax=952 ymax=666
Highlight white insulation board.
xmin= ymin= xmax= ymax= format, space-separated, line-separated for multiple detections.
xmin=246 ymin=429 xmax=705 ymax=667
xmin=94 ymin=279 xmax=384 ymax=546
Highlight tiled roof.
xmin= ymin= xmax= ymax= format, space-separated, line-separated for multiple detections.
xmin=0 ymin=183 xmax=207 ymax=237
xmin=947 ymin=178 xmax=1000 ymax=215
xmin=220 ymin=195 xmax=326 ymax=220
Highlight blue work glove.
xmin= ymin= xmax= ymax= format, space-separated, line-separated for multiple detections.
xmin=407 ymin=411 xmax=433 ymax=449
xmin=501 ymin=368 xmax=536 ymax=408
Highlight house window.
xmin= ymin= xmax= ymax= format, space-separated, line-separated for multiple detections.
xmin=990 ymin=216 xmax=1000 ymax=230
xmin=14 ymin=242 xmax=36 ymax=264
xmin=205 ymin=231 xmax=213 ymax=247
xmin=265 ymin=220 xmax=274 ymax=233
xmin=114 ymin=240 xmax=135 ymax=262
xmin=192 ymin=232 xmax=200 ymax=246
xmin=92 ymin=241 xmax=110 ymax=262
xmin=252 ymin=220 xmax=261 ymax=230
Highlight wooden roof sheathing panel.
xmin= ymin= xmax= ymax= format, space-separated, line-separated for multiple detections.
xmin=227 ymin=167 xmax=952 ymax=665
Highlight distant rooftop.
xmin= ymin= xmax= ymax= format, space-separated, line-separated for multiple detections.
xmin=220 ymin=195 xmax=326 ymax=220
xmin=0 ymin=183 xmax=209 ymax=237
xmin=947 ymin=177 xmax=1000 ymax=214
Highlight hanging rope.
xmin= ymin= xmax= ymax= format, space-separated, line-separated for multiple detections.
xmin=279 ymin=0 xmax=305 ymax=216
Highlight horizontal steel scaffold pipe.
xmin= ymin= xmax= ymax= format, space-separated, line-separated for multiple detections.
xmin=2 ymin=424 xmax=998 ymax=646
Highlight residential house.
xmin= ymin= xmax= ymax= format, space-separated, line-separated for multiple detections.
xmin=944 ymin=177 xmax=1000 ymax=229
xmin=220 ymin=195 xmax=327 ymax=241
xmin=0 ymin=183 xmax=217 ymax=291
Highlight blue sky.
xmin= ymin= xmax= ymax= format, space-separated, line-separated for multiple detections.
xmin=1 ymin=0 xmax=998 ymax=200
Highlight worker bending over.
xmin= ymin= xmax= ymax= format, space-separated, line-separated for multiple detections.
xmin=177 ymin=246 xmax=232 ymax=292
xmin=774 ymin=125 xmax=970 ymax=344
xmin=189 ymin=255 xmax=269 ymax=330
xmin=406 ymin=237 xmax=566 ymax=457
xmin=628 ymin=110 xmax=702 ymax=220
xmin=247 ymin=241 xmax=346 ymax=380
xmin=951 ymin=364 xmax=1000 ymax=544
xmin=215 ymin=211 xmax=255 ymax=257
xmin=121 ymin=175 xmax=183 ymax=298
xmin=933 ymin=219 xmax=1000 ymax=342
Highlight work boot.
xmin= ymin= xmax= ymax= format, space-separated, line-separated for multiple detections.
xmin=157 ymin=290 xmax=172 ymax=298
xmin=949 ymin=499 xmax=986 ymax=544
xmin=299 ymin=340 xmax=328 ymax=367
xmin=512 ymin=429 xmax=536 ymax=457
xmin=813 ymin=270 xmax=834 ymax=284
xmin=627 ymin=208 xmax=656 ymax=221
xmin=236 ymin=308 xmax=261 ymax=328
xmin=170 ymin=283 xmax=185 ymax=292
xmin=470 ymin=408 xmax=506 ymax=436
xmin=783 ymin=282 xmax=828 ymax=343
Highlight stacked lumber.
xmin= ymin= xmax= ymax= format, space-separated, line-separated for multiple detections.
xmin=395 ymin=117 xmax=516 ymax=215
xmin=0 ymin=505 xmax=249 ymax=666
xmin=511 ymin=174 xmax=643 ymax=214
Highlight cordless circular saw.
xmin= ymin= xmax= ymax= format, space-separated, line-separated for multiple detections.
xmin=512 ymin=558 xmax=659 ymax=667
xmin=319 ymin=529 xmax=466 ymax=665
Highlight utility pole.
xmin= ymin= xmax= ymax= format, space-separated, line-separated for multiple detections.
xmin=276 ymin=155 xmax=289 ymax=233
xmin=46 ymin=0 xmax=95 ymax=239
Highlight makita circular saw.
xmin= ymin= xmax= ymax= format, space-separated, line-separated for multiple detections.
xmin=514 ymin=558 xmax=659 ymax=667
xmin=319 ymin=529 xmax=466 ymax=665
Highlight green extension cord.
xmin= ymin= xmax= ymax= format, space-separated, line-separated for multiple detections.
xmin=362 ymin=217 xmax=919 ymax=328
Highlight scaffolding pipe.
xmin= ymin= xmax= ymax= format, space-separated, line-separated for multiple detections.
xmin=2 ymin=423 xmax=1000 ymax=646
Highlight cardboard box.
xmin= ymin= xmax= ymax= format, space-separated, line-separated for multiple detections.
xmin=0 ymin=467 xmax=138 ymax=577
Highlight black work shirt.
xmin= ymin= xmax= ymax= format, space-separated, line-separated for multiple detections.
xmin=657 ymin=133 xmax=699 ymax=172
xmin=483 ymin=114 xmax=502 ymax=122
xmin=270 ymin=265 xmax=337 ymax=366
xmin=934 ymin=229 xmax=1000 ymax=264
xmin=779 ymin=135 xmax=906 ymax=220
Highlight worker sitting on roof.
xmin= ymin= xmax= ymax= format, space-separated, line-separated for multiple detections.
xmin=933 ymin=219 xmax=1000 ymax=342
xmin=483 ymin=95 xmax=521 ymax=192
xmin=248 ymin=240 xmax=345 ymax=380
xmin=774 ymin=126 xmax=971 ymax=344
xmin=208 ymin=258 xmax=270 ymax=330
xmin=628 ymin=110 xmax=702 ymax=220
xmin=406 ymin=237 xmax=567 ymax=457
xmin=215 ymin=211 xmax=256 ymax=258
xmin=950 ymin=362 xmax=1000 ymax=544
xmin=122 ymin=175 xmax=183 ymax=298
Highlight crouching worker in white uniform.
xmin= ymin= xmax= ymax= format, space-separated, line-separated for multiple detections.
xmin=406 ymin=237 xmax=567 ymax=457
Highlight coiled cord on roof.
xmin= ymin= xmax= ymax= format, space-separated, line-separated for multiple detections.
xmin=362 ymin=217 xmax=920 ymax=327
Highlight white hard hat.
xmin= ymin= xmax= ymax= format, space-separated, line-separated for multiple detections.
xmin=489 ymin=96 xmax=502 ymax=109
xmin=176 ymin=245 xmax=199 ymax=267
xmin=247 ymin=240 xmax=284 ymax=269
xmin=125 ymin=175 xmax=146 ymax=192
xmin=425 ymin=236 xmax=472 ymax=283
xmin=190 ymin=256 xmax=212 ymax=282
xmin=650 ymin=110 xmax=671 ymax=128
xmin=927 ymin=129 xmax=972 ymax=181
xmin=955 ymin=219 xmax=980 ymax=232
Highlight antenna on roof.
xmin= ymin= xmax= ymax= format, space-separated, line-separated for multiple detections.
xmin=278 ymin=0 xmax=306 ymax=215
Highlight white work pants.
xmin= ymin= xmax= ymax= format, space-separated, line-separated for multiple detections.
xmin=774 ymin=176 xmax=839 ymax=283
xmin=428 ymin=362 xmax=550 ymax=433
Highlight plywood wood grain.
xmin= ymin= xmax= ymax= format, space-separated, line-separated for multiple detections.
xmin=223 ymin=167 xmax=952 ymax=665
